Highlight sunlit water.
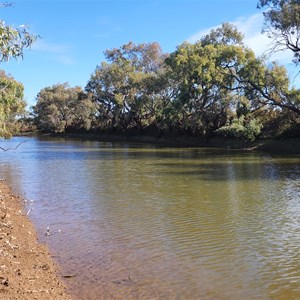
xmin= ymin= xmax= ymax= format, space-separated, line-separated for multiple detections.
xmin=0 ymin=136 xmax=299 ymax=299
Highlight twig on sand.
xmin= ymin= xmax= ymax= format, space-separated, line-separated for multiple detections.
xmin=62 ymin=274 xmax=77 ymax=278
xmin=0 ymin=221 xmax=11 ymax=228
xmin=25 ymin=289 xmax=50 ymax=293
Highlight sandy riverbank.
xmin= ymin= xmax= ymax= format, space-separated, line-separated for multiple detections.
xmin=0 ymin=179 xmax=71 ymax=300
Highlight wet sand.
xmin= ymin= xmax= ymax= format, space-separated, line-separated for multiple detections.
xmin=0 ymin=179 xmax=71 ymax=300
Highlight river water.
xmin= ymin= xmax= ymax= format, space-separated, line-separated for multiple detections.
xmin=0 ymin=136 xmax=299 ymax=299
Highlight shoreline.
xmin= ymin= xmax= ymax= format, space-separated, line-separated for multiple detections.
xmin=0 ymin=179 xmax=71 ymax=300
xmin=31 ymin=132 xmax=300 ymax=154
xmin=1 ymin=133 xmax=299 ymax=299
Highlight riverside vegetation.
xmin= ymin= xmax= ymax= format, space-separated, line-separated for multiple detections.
xmin=1 ymin=1 xmax=300 ymax=148
xmin=30 ymin=24 xmax=300 ymax=144
xmin=0 ymin=1 xmax=299 ymax=299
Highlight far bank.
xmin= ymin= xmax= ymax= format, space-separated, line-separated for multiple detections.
xmin=22 ymin=131 xmax=300 ymax=154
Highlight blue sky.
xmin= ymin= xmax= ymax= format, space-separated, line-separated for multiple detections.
xmin=0 ymin=0 xmax=297 ymax=107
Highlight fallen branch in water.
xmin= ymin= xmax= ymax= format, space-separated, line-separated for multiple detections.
xmin=0 ymin=140 xmax=28 ymax=152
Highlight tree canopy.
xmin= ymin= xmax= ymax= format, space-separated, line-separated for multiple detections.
xmin=33 ymin=83 xmax=96 ymax=133
xmin=258 ymin=0 xmax=300 ymax=64
xmin=0 ymin=3 xmax=37 ymax=62
xmin=0 ymin=70 xmax=26 ymax=137
xmin=85 ymin=42 xmax=168 ymax=132
xmin=0 ymin=2 xmax=298 ymax=143
xmin=31 ymin=23 xmax=300 ymax=141
xmin=0 ymin=3 xmax=37 ymax=139
xmin=0 ymin=1 xmax=284 ymax=144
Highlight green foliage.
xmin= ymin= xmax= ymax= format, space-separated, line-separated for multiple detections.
xmin=0 ymin=70 xmax=26 ymax=138
xmin=234 ymin=57 xmax=300 ymax=115
xmin=164 ymin=24 xmax=259 ymax=137
xmin=33 ymin=23 xmax=300 ymax=141
xmin=33 ymin=83 xmax=97 ymax=133
xmin=0 ymin=3 xmax=37 ymax=139
xmin=0 ymin=3 xmax=38 ymax=62
xmin=85 ymin=42 xmax=167 ymax=132
xmin=201 ymin=23 xmax=245 ymax=46
xmin=258 ymin=0 xmax=300 ymax=64
xmin=0 ymin=20 xmax=37 ymax=62
xmin=217 ymin=116 xmax=263 ymax=141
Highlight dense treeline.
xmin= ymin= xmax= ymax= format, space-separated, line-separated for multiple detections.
xmin=1 ymin=1 xmax=300 ymax=144
xmin=32 ymin=24 xmax=300 ymax=141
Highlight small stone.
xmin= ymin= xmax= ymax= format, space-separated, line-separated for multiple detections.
xmin=0 ymin=276 xmax=9 ymax=286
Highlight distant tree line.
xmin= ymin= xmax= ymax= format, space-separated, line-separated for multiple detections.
xmin=31 ymin=23 xmax=299 ymax=141
xmin=1 ymin=0 xmax=300 ymax=142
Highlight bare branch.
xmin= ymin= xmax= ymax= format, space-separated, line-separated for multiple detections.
xmin=0 ymin=139 xmax=28 ymax=152
xmin=0 ymin=3 xmax=14 ymax=8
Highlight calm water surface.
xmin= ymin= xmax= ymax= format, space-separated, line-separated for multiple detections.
xmin=0 ymin=137 xmax=299 ymax=299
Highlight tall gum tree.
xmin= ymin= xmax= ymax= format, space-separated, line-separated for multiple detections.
xmin=256 ymin=0 xmax=300 ymax=127
xmin=258 ymin=0 xmax=300 ymax=64
xmin=0 ymin=70 xmax=26 ymax=137
xmin=33 ymin=83 xmax=96 ymax=133
xmin=165 ymin=24 xmax=258 ymax=137
xmin=0 ymin=3 xmax=38 ymax=62
xmin=166 ymin=23 xmax=298 ymax=139
xmin=0 ymin=2 xmax=38 ymax=138
xmin=85 ymin=42 xmax=167 ymax=132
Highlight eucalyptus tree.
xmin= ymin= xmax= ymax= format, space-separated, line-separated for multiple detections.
xmin=0 ymin=3 xmax=38 ymax=62
xmin=85 ymin=42 xmax=167 ymax=132
xmin=258 ymin=0 xmax=300 ymax=64
xmin=164 ymin=24 xmax=257 ymax=137
xmin=232 ymin=57 xmax=300 ymax=113
xmin=0 ymin=2 xmax=38 ymax=140
xmin=0 ymin=70 xmax=26 ymax=137
xmin=33 ymin=83 xmax=96 ymax=133
xmin=256 ymin=0 xmax=300 ymax=135
xmin=83 ymin=23 xmax=298 ymax=139
xmin=165 ymin=23 xmax=300 ymax=140
xmin=229 ymin=56 xmax=300 ymax=137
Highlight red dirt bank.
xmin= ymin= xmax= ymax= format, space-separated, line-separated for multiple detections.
xmin=0 ymin=179 xmax=71 ymax=300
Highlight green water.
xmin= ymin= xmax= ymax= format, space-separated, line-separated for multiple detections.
xmin=0 ymin=137 xmax=299 ymax=299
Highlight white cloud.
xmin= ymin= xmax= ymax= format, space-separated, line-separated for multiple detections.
xmin=33 ymin=40 xmax=67 ymax=53
xmin=187 ymin=13 xmax=294 ymax=65
xmin=234 ymin=14 xmax=267 ymax=55
xmin=186 ymin=13 xmax=300 ymax=85
xmin=32 ymin=39 xmax=76 ymax=65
